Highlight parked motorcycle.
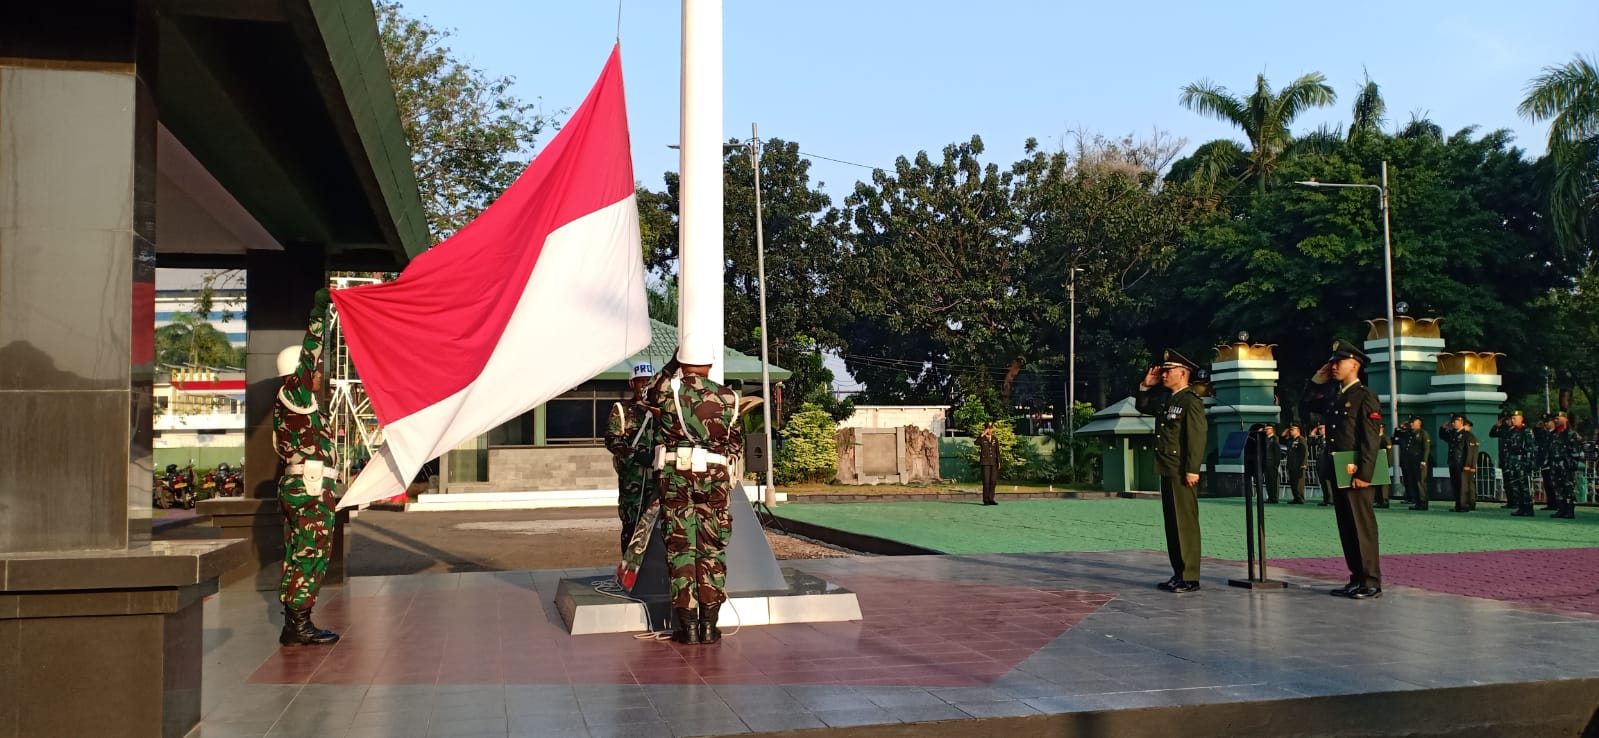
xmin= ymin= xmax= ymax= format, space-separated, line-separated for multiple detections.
xmin=199 ymin=467 xmax=219 ymax=502
xmin=214 ymin=461 xmax=243 ymax=497
xmin=158 ymin=463 xmax=197 ymax=509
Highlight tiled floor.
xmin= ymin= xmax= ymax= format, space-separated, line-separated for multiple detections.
xmin=197 ymin=551 xmax=1599 ymax=737
xmin=1274 ymin=546 xmax=1599 ymax=617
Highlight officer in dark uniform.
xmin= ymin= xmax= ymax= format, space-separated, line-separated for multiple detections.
xmin=977 ymin=422 xmax=1000 ymax=505
xmin=1395 ymin=416 xmax=1432 ymax=510
xmin=1284 ymin=424 xmax=1309 ymax=504
xmin=1445 ymin=415 xmax=1480 ymax=512
xmin=1300 ymin=340 xmax=1384 ymax=599
xmin=1536 ymin=414 xmax=1557 ymax=509
xmin=1311 ymin=424 xmax=1334 ymax=505
xmin=1134 ymin=350 xmax=1209 ymax=594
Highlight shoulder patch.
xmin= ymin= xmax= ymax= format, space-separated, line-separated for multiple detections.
xmin=1368 ymin=412 xmax=1382 ymax=419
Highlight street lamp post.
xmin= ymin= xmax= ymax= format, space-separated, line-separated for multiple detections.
xmin=1295 ymin=161 xmax=1399 ymax=434
xmin=747 ymin=122 xmax=778 ymax=509
xmin=1067 ymin=267 xmax=1083 ymax=483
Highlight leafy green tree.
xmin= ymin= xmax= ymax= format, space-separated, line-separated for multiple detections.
xmin=775 ymin=403 xmax=838 ymax=484
xmin=1157 ymin=125 xmax=1566 ymax=405
xmin=376 ymin=1 xmax=559 ymax=242
xmin=839 ymin=136 xmax=1053 ymax=407
xmin=155 ymin=313 xmax=243 ymax=368
xmin=1178 ymin=72 xmax=1338 ymax=192
xmin=1519 ymin=54 xmax=1599 ymax=254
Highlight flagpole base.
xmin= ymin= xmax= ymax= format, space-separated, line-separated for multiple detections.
xmin=1227 ymin=578 xmax=1289 ymax=590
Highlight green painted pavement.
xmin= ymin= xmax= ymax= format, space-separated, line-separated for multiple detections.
xmin=776 ymin=498 xmax=1599 ymax=560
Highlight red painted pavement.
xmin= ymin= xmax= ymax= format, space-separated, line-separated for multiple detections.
xmin=1272 ymin=547 xmax=1599 ymax=617
xmin=249 ymin=575 xmax=1113 ymax=688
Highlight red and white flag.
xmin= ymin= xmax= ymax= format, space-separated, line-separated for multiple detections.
xmin=332 ymin=45 xmax=649 ymax=510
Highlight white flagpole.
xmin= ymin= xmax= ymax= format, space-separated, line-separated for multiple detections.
xmin=679 ymin=0 xmax=724 ymax=381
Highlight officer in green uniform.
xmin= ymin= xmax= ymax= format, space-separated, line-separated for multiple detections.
xmin=1547 ymin=413 xmax=1582 ymax=519
xmin=1300 ymin=340 xmax=1384 ymax=599
xmin=977 ymin=422 xmax=1000 ymax=505
xmin=647 ymin=335 xmax=743 ymax=644
xmin=1395 ymin=416 xmax=1432 ymax=510
xmin=1492 ymin=410 xmax=1538 ymax=516
xmin=272 ymin=289 xmax=340 ymax=646
xmin=1536 ymin=414 xmax=1557 ymax=509
xmin=1134 ymin=350 xmax=1208 ymax=594
xmin=1284 ymin=424 xmax=1309 ymax=504
xmin=605 ymin=362 xmax=657 ymax=554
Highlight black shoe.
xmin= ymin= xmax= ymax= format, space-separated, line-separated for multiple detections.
xmin=1512 ymin=505 xmax=1535 ymax=517
xmin=698 ymin=603 xmax=722 ymax=643
xmin=672 ymin=608 xmax=702 ymax=644
xmin=1553 ymin=503 xmax=1576 ymax=519
xmin=1409 ymin=505 xmax=1429 ymax=511
xmin=1288 ymin=500 xmax=1304 ymax=504
xmin=1330 ymin=582 xmax=1359 ymax=597
xmin=279 ymin=606 xmax=339 ymax=646
xmin=1169 ymin=580 xmax=1201 ymax=594
xmin=1265 ymin=499 xmax=1280 ymax=504
xmin=1543 ymin=504 xmax=1560 ymax=510
xmin=1348 ymin=587 xmax=1383 ymax=600
xmin=1157 ymin=576 xmax=1179 ymax=591
xmin=1501 ymin=502 xmax=1516 ymax=508
xmin=982 ymin=500 xmax=998 ymax=506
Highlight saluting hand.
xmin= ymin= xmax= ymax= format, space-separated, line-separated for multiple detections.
xmin=1142 ymin=367 xmax=1162 ymax=388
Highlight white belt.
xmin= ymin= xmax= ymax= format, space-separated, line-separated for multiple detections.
xmin=285 ymin=464 xmax=341 ymax=481
xmin=654 ymin=447 xmax=732 ymax=470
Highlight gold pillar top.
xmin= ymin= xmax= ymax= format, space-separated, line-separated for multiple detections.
xmin=1366 ymin=316 xmax=1442 ymax=340
xmin=1435 ymin=351 xmax=1505 ymax=376
xmin=1214 ymin=342 xmax=1278 ymax=362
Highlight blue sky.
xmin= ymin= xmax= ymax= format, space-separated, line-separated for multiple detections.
xmin=399 ymin=0 xmax=1595 ymax=204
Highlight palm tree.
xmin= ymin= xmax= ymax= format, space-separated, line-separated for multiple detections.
xmin=1520 ymin=54 xmax=1599 ymax=253
xmin=1348 ymin=74 xmax=1386 ymax=143
xmin=1179 ymin=72 xmax=1338 ymax=192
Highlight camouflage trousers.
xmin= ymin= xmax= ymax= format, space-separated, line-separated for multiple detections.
xmin=1548 ymin=470 xmax=1577 ymax=504
xmin=277 ymin=474 xmax=335 ymax=610
xmin=1504 ymin=467 xmax=1536 ymax=506
xmin=616 ymin=463 xmax=651 ymax=553
xmin=659 ymin=467 xmax=732 ymax=611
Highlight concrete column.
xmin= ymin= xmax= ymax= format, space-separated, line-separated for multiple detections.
xmin=0 ymin=5 xmax=244 ymax=737
xmin=1206 ymin=342 xmax=1281 ymax=497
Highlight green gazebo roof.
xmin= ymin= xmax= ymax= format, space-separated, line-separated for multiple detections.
xmin=596 ymin=319 xmax=791 ymax=383
xmin=1076 ymin=397 xmax=1155 ymax=437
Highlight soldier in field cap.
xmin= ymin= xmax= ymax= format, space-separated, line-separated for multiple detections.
xmin=1301 ymin=339 xmax=1384 ymax=599
xmin=1135 ymin=350 xmax=1208 ymax=594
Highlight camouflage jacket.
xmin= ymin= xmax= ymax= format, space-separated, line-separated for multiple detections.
xmin=1490 ymin=423 xmax=1536 ymax=472
xmin=605 ymin=397 xmax=654 ymax=466
xmin=650 ymin=373 xmax=742 ymax=459
xmin=1549 ymin=427 xmax=1584 ymax=474
xmin=273 ymin=304 xmax=335 ymax=467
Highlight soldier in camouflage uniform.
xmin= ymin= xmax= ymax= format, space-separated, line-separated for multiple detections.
xmin=1491 ymin=410 xmax=1538 ymax=517
xmin=605 ymin=362 xmax=657 ymax=554
xmin=1547 ymin=413 xmax=1582 ymax=519
xmin=647 ymin=336 xmax=743 ymax=644
xmin=273 ymin=289 xmax=340 ymax=646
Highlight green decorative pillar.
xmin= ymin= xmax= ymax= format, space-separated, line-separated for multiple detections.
xmin=1364 ymin=316 xmax=1446 ymax=427
xmin=1205 ymin=342 xmax=1282 ymax=497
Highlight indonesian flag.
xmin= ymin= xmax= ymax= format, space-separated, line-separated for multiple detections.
xmin=331 ymin=45 xmax=649 ymax=510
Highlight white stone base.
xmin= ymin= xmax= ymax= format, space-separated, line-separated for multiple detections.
xmin=407 ymin=485 xmax=787 ymax=512
xmin=555 ymin=568 xmax=862 ymax=635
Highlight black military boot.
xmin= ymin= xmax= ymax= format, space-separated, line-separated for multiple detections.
xmin=1554 ymin=502 xmax=1576 ymax=519
xmin=1512 ymin=504 xmax=1535 ymax=517
xmin=698 ymin=603 xmax=722 ymax=644
xmin=672 ymin=608 xmax=701 ymax=644
xmin=279 ymin=606 xmax=339 ymax=646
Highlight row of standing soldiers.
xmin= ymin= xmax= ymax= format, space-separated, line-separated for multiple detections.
xmin=603 ymin=339 xmax=744 ymax=645
xmin=1393 ymin=410 xmax=1584 ymax=518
